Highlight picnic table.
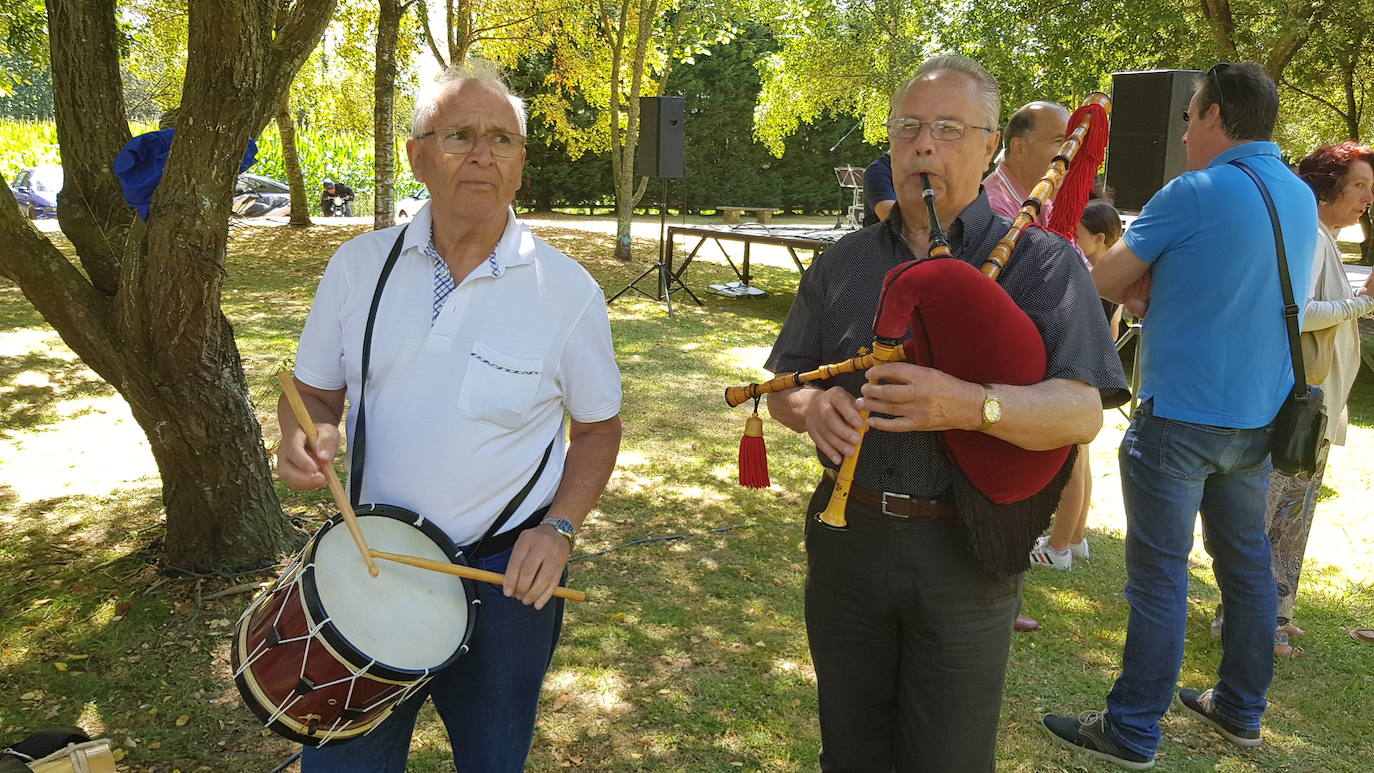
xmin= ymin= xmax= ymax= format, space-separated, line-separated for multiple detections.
xmin=717 ymin=206 xmax=775 ymax=225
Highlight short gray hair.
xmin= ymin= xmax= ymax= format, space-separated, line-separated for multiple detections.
xmin=410 ymin=58 xmax=528 ymax=137
xmin=891 ymin=54 xmax=1001 ymax=129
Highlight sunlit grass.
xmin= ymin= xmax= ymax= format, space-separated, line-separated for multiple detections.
xmin=1 ymin=217 xmax=1372 ymax=771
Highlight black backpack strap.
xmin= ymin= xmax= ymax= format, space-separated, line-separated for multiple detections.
xmin=348 ymin=226 xmax=408 ymax=506
xmin=1229 ymin=160 xmax=1307 ymax=399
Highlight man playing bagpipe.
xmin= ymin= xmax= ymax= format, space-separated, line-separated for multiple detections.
xmin=761 ymin=54 xmax=1129 ymax=772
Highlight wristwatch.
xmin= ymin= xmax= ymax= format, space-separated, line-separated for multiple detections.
xmin=975 ymin=384 xmax=1003 ymax=432
xmin=540 ymin=517 xmax=577 ymax=550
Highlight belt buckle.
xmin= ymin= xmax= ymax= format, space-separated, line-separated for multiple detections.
xmin=880 ymin=491 xmax=911 ymax=518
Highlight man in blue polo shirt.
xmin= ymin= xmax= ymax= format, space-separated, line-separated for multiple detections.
xmin=1041 ymin=62 xmax=1316 ymax=770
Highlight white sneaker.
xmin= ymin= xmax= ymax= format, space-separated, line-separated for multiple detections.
xmin=1069 ymin=539 xmax=1090 ymax=560
xmin=1029 ymin=535 xmax=1073 ymax=570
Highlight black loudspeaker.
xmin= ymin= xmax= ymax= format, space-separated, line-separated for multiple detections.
xmin=636 ymin=96 xmax=685 ymax=179
xmin=1106 ymin=70 xmax=1199 ymax=212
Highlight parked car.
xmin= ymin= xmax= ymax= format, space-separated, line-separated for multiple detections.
xmin=394 ymin=190 xmax=430 ymax=220
xmin=232 ymin=173 xmax=291 ymax=218
xmin=10 ymin=165 xmax=62 ymax=219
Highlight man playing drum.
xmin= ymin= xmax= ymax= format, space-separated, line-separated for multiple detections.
xmin=276 ymin=60 xmax=622 ymax=771
xmin=762 ymin=54 xmax=1127 ymax=771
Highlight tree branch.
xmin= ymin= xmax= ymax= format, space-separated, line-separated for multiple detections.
xmin=1280 ymin=76 xmax=1348 ymax=123
xmin=257 ymin=0 xmax=337 ymax=129
xmin=46 ymin=0 xmax=134 ymax=295
xmin=0 ymin=178 xmax=117 ymax=375
xmin=415 ymin=0 xmax=448 ymax=68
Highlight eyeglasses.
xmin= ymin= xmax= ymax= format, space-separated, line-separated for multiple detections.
xmin=414 ymin=126 xmax=527 ymax=158
xmin=886 ymin=117 xmax=995 ymax=142
xmin=1185 ymin=63 xmax=1231 ymax=124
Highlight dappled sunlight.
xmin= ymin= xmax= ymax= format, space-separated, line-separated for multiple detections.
xmin=6 ymin=216 xmax=1374 ymax=770
xmin=544 ymin=668 xmax=632 ymax=714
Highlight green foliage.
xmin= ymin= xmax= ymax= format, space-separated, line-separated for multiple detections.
xmin=251 ymin=122 xmax=425 ymax=214
xmin=0 ymin=0 xmax=47 ymax=97
xmin=0 ymin=53 xmax=52 ymax=120
xmin=119 ymin=0 xmax=189 ymax=122
xmin=0 ymin=119 xmax=59 ymax=182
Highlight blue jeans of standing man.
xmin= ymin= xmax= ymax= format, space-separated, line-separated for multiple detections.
xmin=1104 ymin=400 xmax=1276 ymax=757
xmin=300 ymin=547 xmax=565 ymax=772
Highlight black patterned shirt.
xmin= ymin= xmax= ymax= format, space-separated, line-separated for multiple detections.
xmin=764 ymin=189 xmax=1130 ymax=498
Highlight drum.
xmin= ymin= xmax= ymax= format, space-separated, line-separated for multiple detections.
xmin=232 ymin=504 xmax=477 ymax=746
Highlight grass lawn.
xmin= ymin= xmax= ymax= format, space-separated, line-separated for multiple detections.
xmin=1 ymin=217 xmax=1372 ymax=772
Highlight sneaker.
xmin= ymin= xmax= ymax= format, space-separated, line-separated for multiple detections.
xmin=1175 ymin=688 xmax=1262 ymax=747
xmin=1029 ymin=535 xmax=1073 ymax=570
xmin=1069 ymin=539 xmax=1090 ymax=560
xmin=1040 ymin=712 xmax=1155 ymax=770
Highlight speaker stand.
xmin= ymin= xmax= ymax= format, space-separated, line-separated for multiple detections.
xmin=607 ymin=178 xmax=700 ymax=317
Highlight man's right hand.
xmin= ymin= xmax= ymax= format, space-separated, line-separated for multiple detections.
xmin=276 ymin=423 xmax=342 ymax=491
xmin=804 ymin=386 xmax=865 ymax=466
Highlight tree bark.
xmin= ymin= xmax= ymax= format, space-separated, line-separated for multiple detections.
xmin=46 ymin=0 xmax=132 ymax=294
xmin=276 ymin=100 xmax=313 ymax=227
xmin=374 ymin=0 xmax=404 ymax=231
xmin=609 ymin=0 xmax=656 ymax=261
xmin=0 ymin=0 xmax=336 ymax=571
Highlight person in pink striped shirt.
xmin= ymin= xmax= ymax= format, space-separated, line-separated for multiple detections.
xmin=982 ymin=101 xmax=1070 ymax=225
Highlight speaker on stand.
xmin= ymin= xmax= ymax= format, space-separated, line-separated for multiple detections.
xmin=607 ymin=96 xmax=699 ymax=317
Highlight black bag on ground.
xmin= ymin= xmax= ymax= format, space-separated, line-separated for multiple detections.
xmin=1230 ymin=160 xmax=1328 ymax=476
xmin=1 ymin=727 xmax=90 ymax=771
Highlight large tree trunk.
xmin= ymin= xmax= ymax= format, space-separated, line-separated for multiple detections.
xmin=276 ymin=100 xmax=313 ymax=228
xmin=374 ymin=0 xmax=403 ymax=231
xmin=0 ymin=0 xmax=337 ymax=571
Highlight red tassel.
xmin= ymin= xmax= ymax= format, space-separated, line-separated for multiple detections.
xmin=738 ymin=412 xmax=770 ymax=488
xmin=1047 ymin=102 xmax=1111 ymax=242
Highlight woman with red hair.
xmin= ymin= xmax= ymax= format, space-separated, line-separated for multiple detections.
xmin=1254 ymin=141 xmax=1374 ymax=654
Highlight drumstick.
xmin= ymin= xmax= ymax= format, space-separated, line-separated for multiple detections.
xmin=276 ymin=371 xmax=380 ymax=578
xmin=369 ymin=549 xmax=588 ymax=602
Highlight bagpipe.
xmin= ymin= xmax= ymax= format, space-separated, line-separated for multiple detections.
xmin=729 ymin=93 xmax=1111 ymax=576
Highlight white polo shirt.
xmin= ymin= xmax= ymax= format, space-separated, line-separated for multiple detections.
xmin=295 ymin=203 xmax=622 ymax=546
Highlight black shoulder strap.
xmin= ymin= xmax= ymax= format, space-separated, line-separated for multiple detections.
xmin=346 ymin=225 xmax=557 ymax=548
xmin=1229 ymin=159 xmax=1307 ymax=399
xmin=348 ymin=226 xmax=408 ymax=506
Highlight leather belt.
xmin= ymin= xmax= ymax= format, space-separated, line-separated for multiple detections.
xmin=823 ymin=468 xmax=956 ymax=520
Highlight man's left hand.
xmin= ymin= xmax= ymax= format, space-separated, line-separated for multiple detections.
xmin=857 ymin=363 xmax=982 ymax=432
xmin=503 ymin=524 xmax=572 ymax=610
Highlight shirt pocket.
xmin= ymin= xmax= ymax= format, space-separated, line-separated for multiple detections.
xmin=457 ymin=341 xmax=544 ymax=429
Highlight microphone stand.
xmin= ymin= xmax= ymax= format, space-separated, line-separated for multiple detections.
xmin=830 ymin=120 xmax=862 ymax=228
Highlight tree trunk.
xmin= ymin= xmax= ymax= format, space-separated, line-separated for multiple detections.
xmin=374 ymin=0 xmax=403 ymax=231
xmin=276 ymin=100 xmax=313 ymax=227
xmin=0 ymin=0 xmax=337 ymax=571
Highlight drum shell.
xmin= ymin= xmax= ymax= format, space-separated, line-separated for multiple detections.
xmin=232 ymin=505 xmax=477 ymax=746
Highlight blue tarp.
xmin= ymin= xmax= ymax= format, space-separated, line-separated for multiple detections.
xmin=113 ymin=129 xmax=258 ymax=220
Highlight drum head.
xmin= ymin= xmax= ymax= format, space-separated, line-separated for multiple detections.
xmin=313 ymin=513 xmax=470 ymax=671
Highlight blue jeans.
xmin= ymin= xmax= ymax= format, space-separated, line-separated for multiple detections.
xmin=1105 ymin=400 xmax=1276 ymax=757
xmin=300 ymin=547 xmax=565 ymax=772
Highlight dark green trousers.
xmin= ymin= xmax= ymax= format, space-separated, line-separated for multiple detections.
xmin=803 ymin=477 xmax=1022 ymax=772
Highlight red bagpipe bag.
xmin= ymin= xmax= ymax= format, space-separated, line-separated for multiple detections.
xmin=871 ymin=247 xmax=1078 ymax=577
xmin=864 ymin=100 xmax=1107 ymax=576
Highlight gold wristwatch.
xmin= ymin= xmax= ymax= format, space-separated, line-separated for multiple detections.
xmin=975 ymin=384 xmax=1002 ymax=432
